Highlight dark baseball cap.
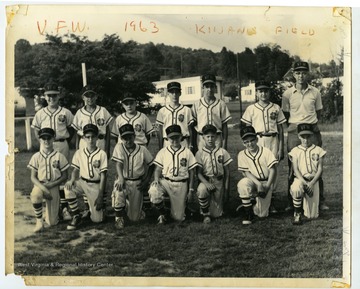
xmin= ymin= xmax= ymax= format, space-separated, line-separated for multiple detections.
xmin=201 ymin=74 xmax=216 ymax=85
xmin=167 ymin=82 xmax=181 ymax=91
xmin=121 ymin=95 xmax=137 ymax=103
xmin=255 ymin=80 xmax=270 ymax=90
xmin=297 ymin=123 xmax=313 ymax=135
xmin=202 ymin=124 xmax=217 ymax=135
xmin=166 ymin=124 xmax=182 ymax=138
xmin=81 ymin=87 xmax=97 ymax=98
xmin=240 ymin=126 xmax=257 ymax=139
xmin=38 ymin=127 xmax=56 ymax=138
xmin=293 ymin=61 xmax=309 ymax=72
xmin=83 ymin=124 xmax=99 ymax=135
xmin=119 ymin=124 xmax=135 ymax=137
xmin=44 ymin=83 xmax=60 ymax=95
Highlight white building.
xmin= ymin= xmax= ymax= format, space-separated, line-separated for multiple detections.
xmin=240 ymin=82 xmax=256 ymax=103
xmin=148 ymin=76 xmax=223 ymax=106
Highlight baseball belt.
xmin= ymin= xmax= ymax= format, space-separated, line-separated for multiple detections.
xmin=203 ymin=175 xmax=223 ymax=181
xmin=257 ymin=132 xmax=278 ymax=137
xmin=164 ymin=177 xmax=188 ymax=183
xmin=54 ymin=139 xmax=66 ymax=142
xmin=124 ymin=176 xmax=143 ymax=181
xmin=81 ymin=177 xmax=100 ymax=183
xmin=257 ymin=178 xmax=268 ymax=181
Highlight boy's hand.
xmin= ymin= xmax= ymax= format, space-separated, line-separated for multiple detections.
xmin=65 ymin=181 xmax=74 ymax=190
xmin=114 ymin=179 xmax=125 ymax=191
xmin=204 ymin=181 xmax=216 ymax=193
xmin=277 ymin=149 xmax=284 ymax=161
xmin=304 ymin=184 xmax=314 ymax=197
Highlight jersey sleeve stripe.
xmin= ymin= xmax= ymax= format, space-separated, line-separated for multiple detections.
xmin=188 ymin=163 xmax=199 ymax=170
xmin=27 ymin=164 xmax=38 ymax=171
xmin=105 ymin=116 xmax=114 ymax=126
xmin=223 ymin=158 xmax=233 ymax=166
xmin=60 ymin=164 xmax=70 ymax=171
xmin=111 ymin=156 xmax=123 ymax=163
xmin=71 ymin=123 xmax=81 ymax=131
xmin=100 ymin=168 xmax=108 ymax=173
xmin=268 ymin=160 xmax=278 ymax=169
xmin=240 ymin=118 xmax=252 ymax=125
xmin=222 ymin=115 xmax=232 ymax=123
xmin=71 ymin=163 xmax=80 ymax=170
xmin=238 ymin=166 xmax=249 ymax=171
xmin=153 ymin=160 xmax=163 ymax=168
xmin=277 ymin=117 xmax=287 ymax=124
xmin=156 ymin=120 xmax=164 ymax=125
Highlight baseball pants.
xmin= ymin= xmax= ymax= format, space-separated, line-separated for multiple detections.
xmin=197 ymin=177 xmax=224 ymax=218
xmin=291 ymin=178 xmax=319 ymax=219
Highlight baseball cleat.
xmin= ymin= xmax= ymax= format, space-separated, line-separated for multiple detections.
xmin=157 ymin=215 xmax=167 ymax=225
xmin=115 ymin=217 xmax=125 ymax=229
xmin=33 ymin=220 xmax=44 ymax=233
xmin=319 ymin=203 xmax=329 ymax=211
xmin=292 ymin=212 xmax=302 ymax=225
xmin=67 ymin=215 xmax=82 ymax=230
xmin=62 ymin=208 xmax=72 ymax=221
xmin=203 ymin=216 xmax=211 ymax=224
xmin=81 ymin=209 xmax=91 ymax=219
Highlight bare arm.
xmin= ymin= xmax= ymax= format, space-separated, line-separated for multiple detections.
xmin=277 ymin=124 xmax=285 ymax=160
xmin=65 ymin=168 xmax=80 ymax=190
xmin=222 ymin=122 xmax=228 ymax=149
xmin=95 ymin=171 xmax=107 ymax=210
xmin=153 ymin=165 xmax=162 ymax=183
xmin=114 ymin=162 xmax=125 ymax=191
xmin=157 ymin=124 xmax=164 ymax=150
xmin=308 ymin=158 xmax=324 ymax=189
xmin=223 ymin=165 xmax=230 ymax=204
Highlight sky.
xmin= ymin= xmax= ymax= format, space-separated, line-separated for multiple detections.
xmin=6 ymin=5 xmax=351 ymax=64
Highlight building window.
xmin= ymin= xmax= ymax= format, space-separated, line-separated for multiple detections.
xmin=186 ymin=86 xmax=195 ymax=94
xmin=245 ymin=89 xmax=252 ymax=95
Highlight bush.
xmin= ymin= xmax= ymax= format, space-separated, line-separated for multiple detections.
xmin=320 ymin=78 xmax=343 ymax=123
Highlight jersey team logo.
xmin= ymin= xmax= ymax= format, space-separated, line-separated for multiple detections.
xmin=135 ymin=124 xmax=142 ymax=132
xmin=58 ymin=114 xmax=66 ymax=123
xmin=93 ymin=160 xmax=100 ymax=168
xmin=52 ymin=160 xmax=60 ymax=169
xmin=180 ymin=158 xmax=187 ymax=167
xmin=178 ymin=114 xmax=184 ymax=122
xmin=97 ymin=118 xmax=105 ymax=126
xmin=270 ymin=111 xmax=278 ymax=120
xmin=311 ymin=153 xmax=319 ymax=162
xmin=217 ymin=155 xmax=224 ymax=163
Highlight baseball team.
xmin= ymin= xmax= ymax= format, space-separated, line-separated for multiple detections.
xmin=27 ymin=60 xmax=327 ymax=233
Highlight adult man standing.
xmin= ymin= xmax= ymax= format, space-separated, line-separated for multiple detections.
xmin=282 ymin=61 xmax=329 ymax=211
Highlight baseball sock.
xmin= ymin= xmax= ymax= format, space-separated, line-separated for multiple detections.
xmin=241 ymin=197 xmax=252 ymax=209
xmin=59 ymin=189 xmax=68 ymax=211
xmin=292 ymin=196 xmax=302 ymax=211
xmin=67 ymin=198 xmax=80 ymax=216
xmin=103 ymin=191 xmax=107 ymax=210
xmin=198 ymin=197 xmax=210 ymax=215
xmin=114 ymin=206 xmax=125 ymax=218
xmin=33 ymin=203 xmax=43 ymax=219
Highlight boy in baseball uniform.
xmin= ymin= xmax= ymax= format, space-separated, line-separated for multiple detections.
xmin=288 ymin=123 xmax=326 ymax=225
xmin=111 ymin=124 xmax=155 ymax=229
xmin=195 ymin=124 xmax=232 ymax=223
xmin=31 ymin=83 xmax=74 ymax=221
xmin=64 ymin=124 xmax=108 ymax=230
xmin=148 ymin=124 xmax=198 ymax=224
xmin=156 ymin=81 xmax=194 ymax=150
xmin=28 ymin=128 xmax=69 ymax=232
xmin=191 ymin=74 xmax=231 ymax=151
xmin=237 ymin=126 xmax=278 ymax=225
xmin=241 ymin=80 xmax=286 ymax=213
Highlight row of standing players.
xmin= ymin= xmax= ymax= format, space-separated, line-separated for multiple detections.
xmin=28 ymin=62 xmax=327 ymax=232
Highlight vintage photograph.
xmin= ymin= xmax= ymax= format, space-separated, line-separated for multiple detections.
xmin=5 ymin=4 xmax=351 ymax=287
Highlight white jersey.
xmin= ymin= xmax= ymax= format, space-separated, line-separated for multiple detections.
xmin=241 ymin=102 xmax=286 ymax=134
xmin=288 ymin=144 xmax=326 ymax=179
xmin=28 ymin=150 xmax=69 ymax=182
xmin=31 ymin=106 xmax=74 ymax=140
xmin=156 ymin=104 xmax=194 ymax=137
xmin=112 ymin=143 xmax=154 ymax=179
xmin=195 ymin=147 xmax=232 ymax=177
xmin=71 ymin=147 xmax=108 ymax=181
xmin=111 ymin=112 xmax=153 ymax=145
xmin=72 ymin=105 xmax=113 ymax=136
xmin=154 ymin=146 xmax=198 ymax=181
xmin=238 ymin=146 xmax=278 ymax=180
xmin=191 ymin=98 xmax=231 ymax=133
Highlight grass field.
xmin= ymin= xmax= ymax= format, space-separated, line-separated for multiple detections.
xmin=11 ymin=115 xmax=344 ymax=279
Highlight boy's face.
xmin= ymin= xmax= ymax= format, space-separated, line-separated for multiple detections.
xmin=83 ymin=94 xmax=97 ymax=106
xmin=203 ymin=132 xmax=216 ymax=148
xmin=45 ymin=93 xmax=60 ymax=106
xmin=256 ymin=88 xmax=270 ymax=102
xmin=168 ymin=89 xmax=181 ymax=103
xmin=293 ymin=70 xmax=308 ymax=85
xmin=83 ymin=132 xmax=98 ymax=147
xmin=39 ymin=135 xmax=54 ymax=149
xmin=121 ymin=134 xmax=135 ymax=148
xmin=168 ymin=135 xmax=182 ymax=147
xmin=242 ymin=136 xmax=258 ymax=152
xmin=298 ymin=134 xmax=313 ymax=148
xmin=122 ymin=99 xmax=136 ymax=114
xmin=203 ymin=83 xmax=216 ymax=98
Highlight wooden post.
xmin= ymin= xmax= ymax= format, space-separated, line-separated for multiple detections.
xmin=25 ymin=117 xmax=32 ymax=150
xmin=82 ymin=63 xmax=87 ymax=87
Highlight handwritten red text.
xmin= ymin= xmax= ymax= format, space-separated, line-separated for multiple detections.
xmin=37 ymin=20 xmax=88 ymax=35
xmin=195 ymin=24 xmax=256 ymax=36
xmin=124 ymin=20 xmax=159 ymax=33
xmin=275 ymin=26 xmax=315 ymax=36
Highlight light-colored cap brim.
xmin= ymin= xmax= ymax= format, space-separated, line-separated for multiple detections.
xmin=298 ymin=130 xmax=313 ymax=135
xmin=45 ymin=90 xmax=60 ymax=95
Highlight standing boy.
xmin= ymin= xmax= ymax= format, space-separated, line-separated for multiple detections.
xmin=288 ymin=123 xmax=326 ymax=225
xmin=64 ymin=124 xmax=108 ymax=230
xmin=241 ymin=80 xmax=286 ymax=213
xmin=237 ymin=126 xmax=278 ymax=225
xmin=156 ymin=81 xmax=194 ymax=150
xmin=31 ymin=83 xmax=74 ymax=221
xmin=111 ymin=124 xmax=155 ymax=229
xmin=191 ymin=74 xmax=231 ymax=151
xmin=148 ymin=124 xmax=198 ymax=224
xmin=195 ymin=124 xmax=232 ymax=223
xmin=28 ymin=128 xmax=69 ymax=232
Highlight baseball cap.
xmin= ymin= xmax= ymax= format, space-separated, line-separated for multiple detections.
xmin=293 ymin=61 xmax=309 ymax=72
xmin=121 ymin=94 xmax=137 ymax=103
xmin=240 ymin=126 xmax=257 ymax=139
xmin=297 ymin=123 xmax=313 ymax=135
xmin=119 ymin=124 xmax=135 ymax=137
xmin=255 ymin=80 xmax=270 ymax=90
xmin=166 ymin=124 xmax=182 ymax=138
xmin=81 ymin=86 xmax=97 ymax=98
xmin=167 ymin=82 xmax=181 ymax=91
xmin=201 ymin=74 xmax=216 ymax=85
xmin=202 ymin=124 xmax=217 ymax=135
xmin=83 ymin=124 xmax=99 ymax=135
xmin=38 ymin=127 xmax=56 ymax=139
xmin=44 ymin=83 xmax=60 ymax=95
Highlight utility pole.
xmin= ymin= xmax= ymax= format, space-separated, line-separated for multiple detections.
xmin=237 ymin=53 xmax=243 ymax=119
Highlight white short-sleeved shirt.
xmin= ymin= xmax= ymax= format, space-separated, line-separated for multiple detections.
xmin=156 ymin=104 xmax=194 ymax=137
xmin=237 ymin=146 xmax=278 ymax=180
xmin=281 ymin=85 xmax=323 ymax=124
xmin=154 ymin=146 xmax=198 ymax=180
xmin=241 ymin=102 xmax=286 ymax=133
xmin=195 ymin=147 xmax=233 ymax=177
xmin=31 ymin=106 xmax=74 ymax=140
xmin=28 ymin=150 xmax=69 ymax=182
xmin=112 ymin=143 xmax=154 ymax=179
xmin=72 ymin=105 xmax=113 ymax=136
xmin=288 ymin=144 xmax=326 ymax=179
xmin=111 ymin=112 xmax=153 ymax=145
xmin=71 ymin=147 xmax=108 ymax=181
xmin=191 ymin=98 xmax=231 ymax=133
